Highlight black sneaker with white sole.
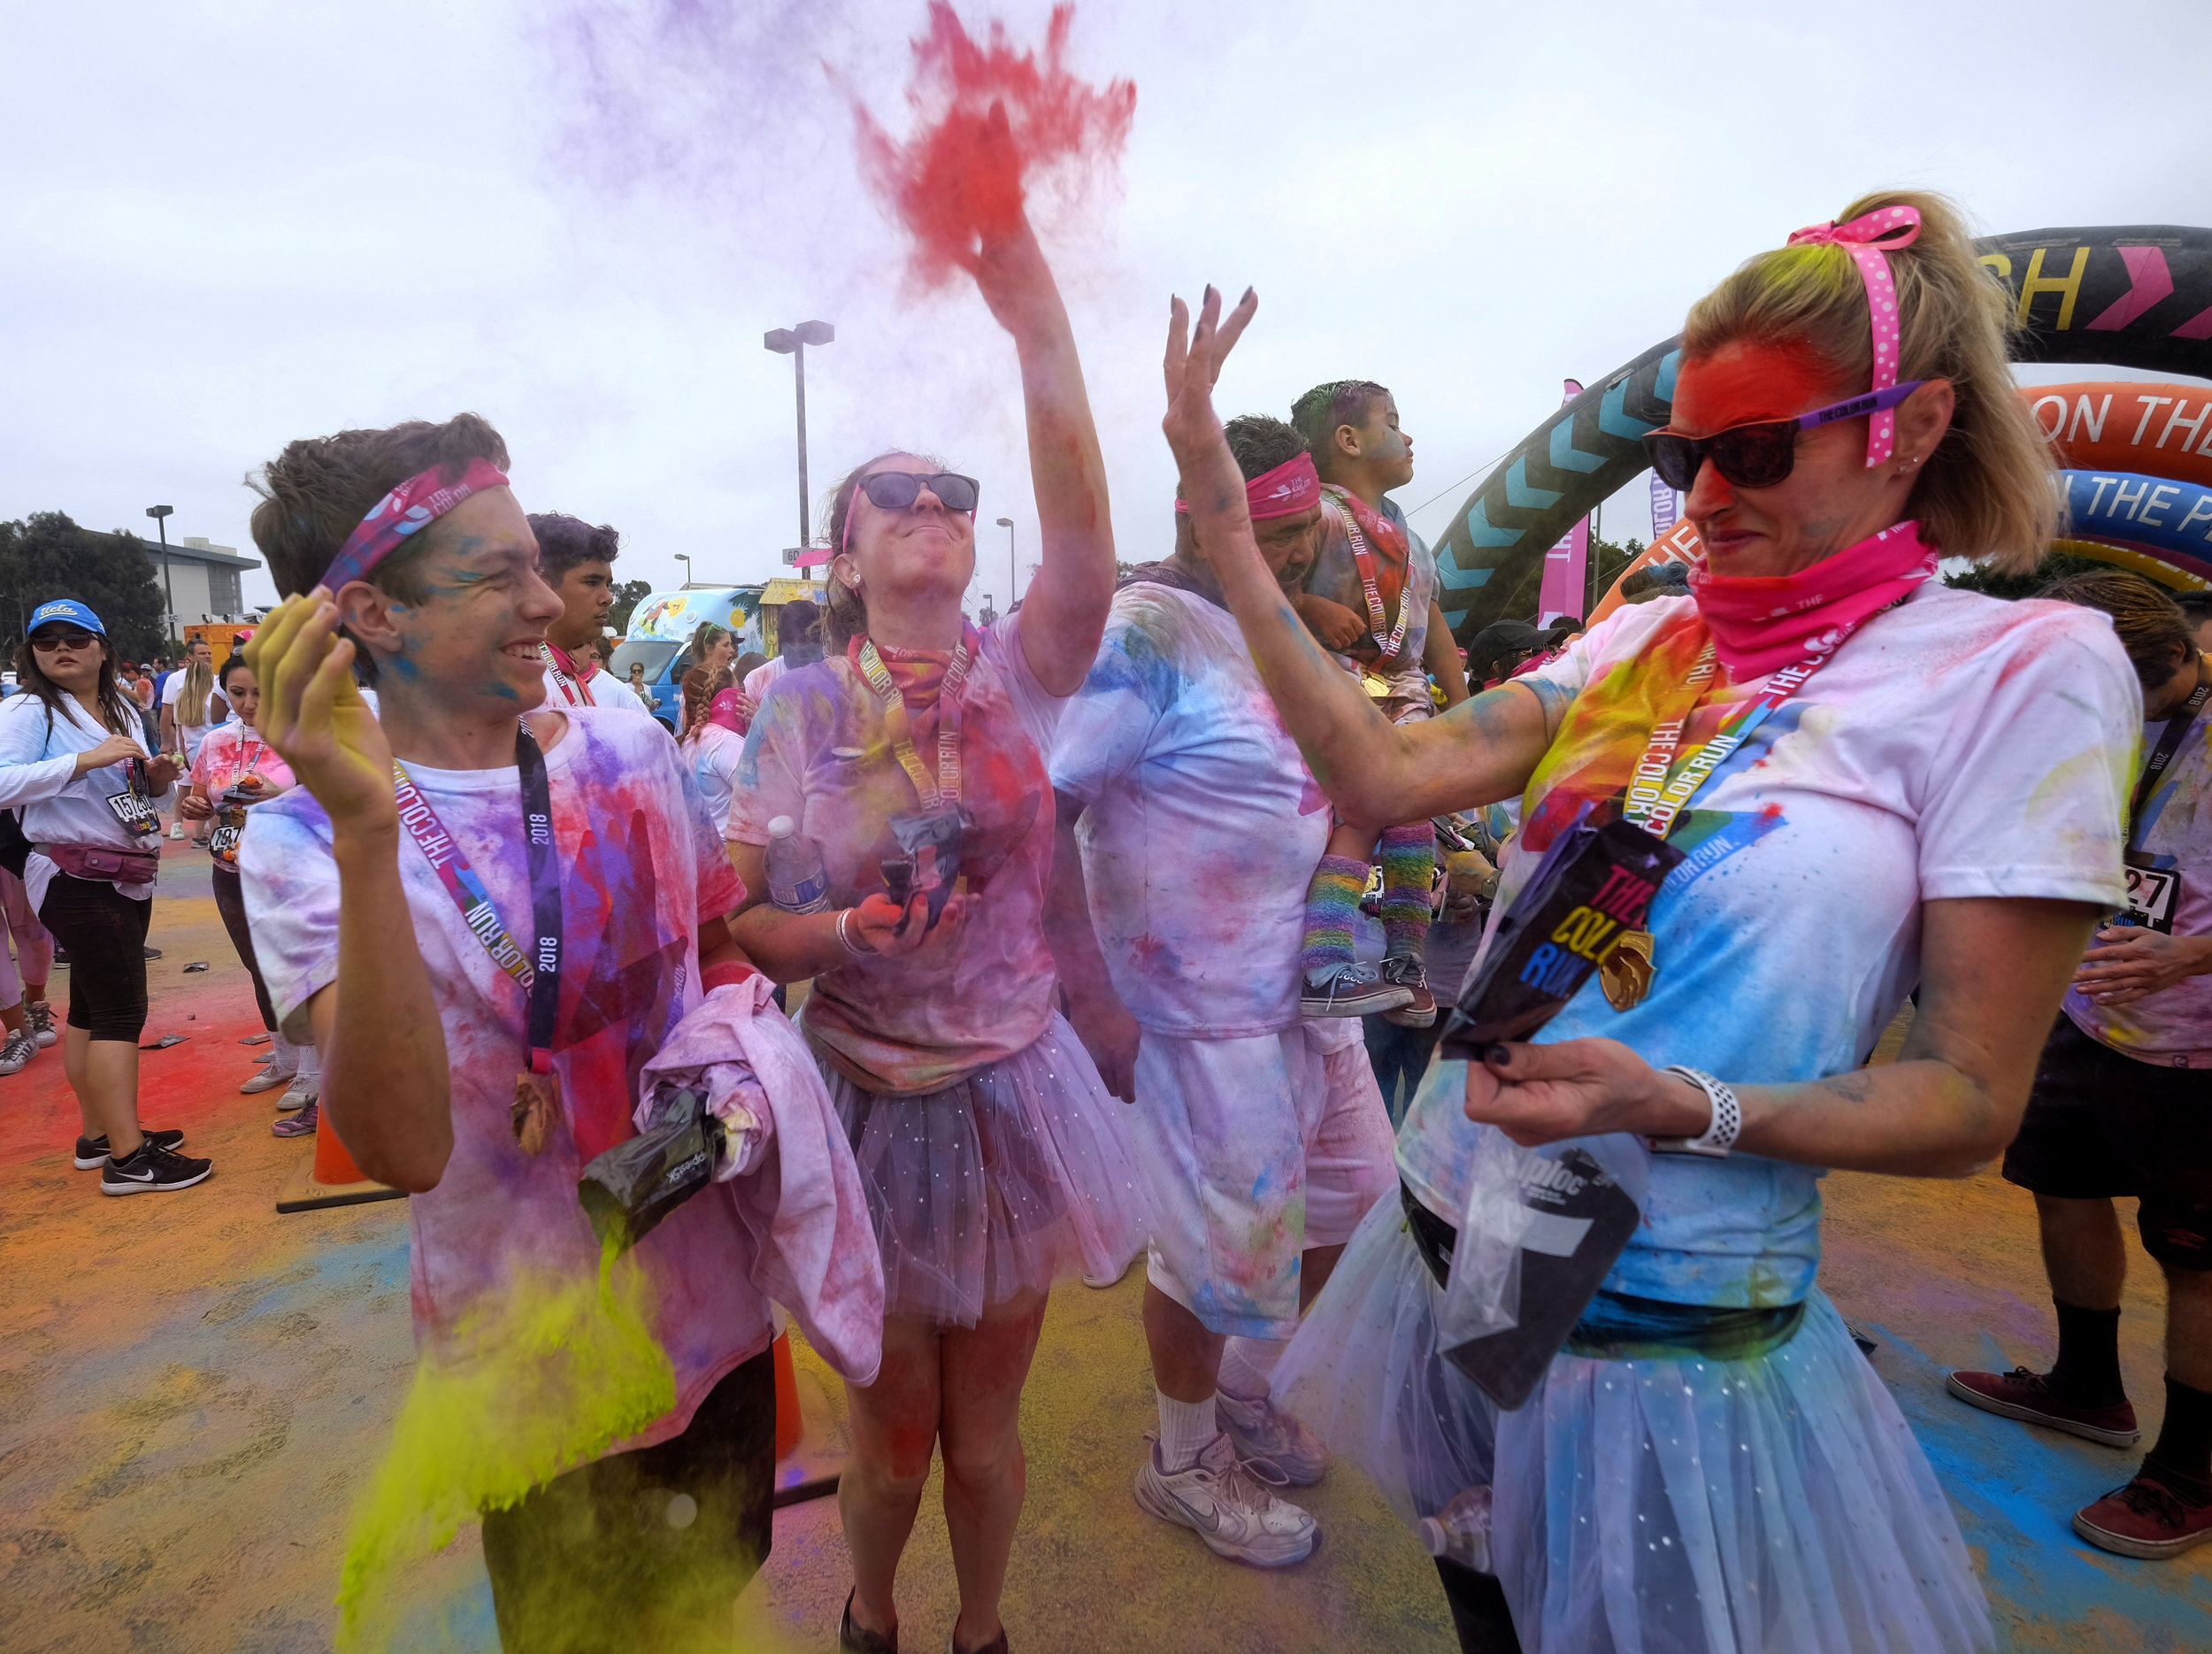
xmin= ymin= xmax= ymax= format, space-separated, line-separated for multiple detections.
xmin=100 ymin=1141 xmax=213 ymax=1195
xmin=75 ymin=1127 xmax=188 ymax=1169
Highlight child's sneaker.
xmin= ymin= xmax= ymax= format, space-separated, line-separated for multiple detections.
xmin=1299 ymin=962 xmax=1411 ymax=1019
xmin=1379 ymin=957 xmax=1437 ymax=1027
xmin=271 ymin=1100 xmax=319 ymax=1139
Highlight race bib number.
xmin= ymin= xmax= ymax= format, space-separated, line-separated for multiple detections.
xmin=2122 ymin=864 xmax=2181 ymax=935
xmin=104 ymin=789 xmax=160 ymax=837
xmin=208 ymin=822 xmax=242 ymax=866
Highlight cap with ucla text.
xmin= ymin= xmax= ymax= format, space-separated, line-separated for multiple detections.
xmin=27 ymin=599 xmax=105 ymax=638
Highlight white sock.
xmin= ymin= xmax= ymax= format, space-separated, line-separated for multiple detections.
xmin=295 ymin=1042 xmax=323 ymax=1081
xmin=1156 ymin=1390 xmax=1219 ymax=1473
xmin=1218 ymin=1337 xmax=1286 ymax=1401
xmin=264 ymin=1033 xmax=298 ymax=1077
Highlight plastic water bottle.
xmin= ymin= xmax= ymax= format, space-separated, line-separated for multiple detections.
xmin=764 ymin=816 xmax=830 ymax=914
xmin=1417 ymin=1485 xmax=1493 ymax=1573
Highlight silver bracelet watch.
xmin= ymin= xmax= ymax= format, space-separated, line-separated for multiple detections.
xmin=1648 ymin=1065 xmax=1742 ymax=1158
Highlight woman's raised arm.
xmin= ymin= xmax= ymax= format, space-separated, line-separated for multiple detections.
xmin=1161 ymin=287 xmax=1560 ymax=823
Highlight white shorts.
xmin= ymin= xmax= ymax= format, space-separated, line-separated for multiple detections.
xmin=1131 ymin=1019 xmax=1397 ymax=1339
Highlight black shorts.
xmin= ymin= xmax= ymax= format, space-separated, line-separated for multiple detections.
xmin=479 ymin=1348 xmax=775 ymax=1652
xmin=2003 ymin=1015 xmax=2212 ymax=1272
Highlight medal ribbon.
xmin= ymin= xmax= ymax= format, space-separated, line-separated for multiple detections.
xmin=1327 ymin=491 xmax=1410 ymax=662
xmin=1621 ymin=602 xmax=1897 ymax=839
xmin=392 ymin=726 xmax=563 ymax=1074
xmin=539 ymin=642 xmax=596 ymax=707
xmin=2127 ymin=665 xmax=2210 ymax=856
xmin=852 ymin=625 xmax=981 ymax=810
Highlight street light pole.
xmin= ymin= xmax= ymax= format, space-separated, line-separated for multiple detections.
xmin=674 ymin=553 xmax=694 ymax=589
xmin=764 ymin=320 xmax=834 ymax=576
xmin=145 ymin=505 xmax=176 ymax=649
xmin=995 ymin=517 xmax=1015 ymax=605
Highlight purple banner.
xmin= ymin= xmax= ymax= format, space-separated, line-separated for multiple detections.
xmin=1649 ymin=471 xmax=1679 ymax=540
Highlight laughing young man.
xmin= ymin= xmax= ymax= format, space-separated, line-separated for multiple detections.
xmin=240 ymin=415 xmax=780 ymax=1646
xmin=1046 ymin=416 xmax=1397 ymax=1569
xmin=529 ymin=511 xmax=651 ymax=714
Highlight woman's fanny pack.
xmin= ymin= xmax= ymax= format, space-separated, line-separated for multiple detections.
xmin=36 ymin=842 xmax=162 ymax=885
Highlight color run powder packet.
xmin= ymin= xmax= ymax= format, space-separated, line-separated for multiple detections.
xmin=1439 ymin=1133 xmax=1648 ymax=1410
xmin=577 ymin=1084 xmax=725 ymax=1256
xmin=1438 ymin=814 xmax=1684 ymax=1058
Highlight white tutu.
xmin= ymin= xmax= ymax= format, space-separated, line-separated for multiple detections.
xmin=1278 ymin=1196 xmax=1994 ymax=1654
xmin=818 ymin=1012 xmax=1151 ymax=1328
xmin=1274 ymin=1191 xmax=1494 ymax=1527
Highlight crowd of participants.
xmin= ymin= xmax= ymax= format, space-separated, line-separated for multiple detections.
xmin=4 ymin=184 xmax=2211 ymax=1654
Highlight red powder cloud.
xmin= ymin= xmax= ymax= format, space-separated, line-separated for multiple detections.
xmin=849 ymin=3 xmax=1136 ymax=289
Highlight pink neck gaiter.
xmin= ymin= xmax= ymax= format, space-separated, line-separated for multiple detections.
xmin=1688 ymin=520 xmax=1939 ymax=677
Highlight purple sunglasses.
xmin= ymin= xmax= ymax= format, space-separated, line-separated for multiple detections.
xmin=1643 ymin=381 xmax=1926 ymax=493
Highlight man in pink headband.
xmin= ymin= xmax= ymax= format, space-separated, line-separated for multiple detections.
xmin=1045 ymin=415 xmax=1397 ymax=1568
xmin=1286 ymin=380 xmax=1468 ymax=1035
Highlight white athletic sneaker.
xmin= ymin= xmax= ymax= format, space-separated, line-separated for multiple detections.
xmin=274 ymin=1072 xmax=319 ymax=1112
xmin=239 ymin=1058 xmax=297 ymax=1096
xmin=27 ymin=1002 xmax=57 ymax=1048
xmin=1133 ymin=1431 xmax=1318 ymax=1567
xmin=0 ymin=1029 xmax=34 ymax=1076
xmin=1217 ymin=1389 xmax=1329 ymax=1486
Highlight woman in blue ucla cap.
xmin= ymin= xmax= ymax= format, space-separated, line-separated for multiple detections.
xmin=0 ymin=598 xmax=211 ymax=1193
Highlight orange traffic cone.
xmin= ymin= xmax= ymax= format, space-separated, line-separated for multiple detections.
xmin=275 ymin=1104 xmax=408 ymax=1214
xmin=768 ymin=1327 xmax=845 ymax=1508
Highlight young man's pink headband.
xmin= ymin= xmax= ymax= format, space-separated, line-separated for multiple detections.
xmin=319 ymin=457 xmax=511 ymax=591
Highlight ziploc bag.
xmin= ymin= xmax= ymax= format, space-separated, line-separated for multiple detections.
xmin=577 ymin=1083 xmax=726 ymax=1256
xmin=1437 ymin=811 xmax=1682 ymax=1060
xmin=1438 ymin=1130 xmax=1649 ymax=1410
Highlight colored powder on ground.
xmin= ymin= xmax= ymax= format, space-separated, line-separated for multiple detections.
xmin=334 ymin=1237 xmax=676 ymax=1652
xmin=849 ymin=2 xmax=1135 ymax=289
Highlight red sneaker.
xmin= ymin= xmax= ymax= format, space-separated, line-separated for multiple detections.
xmin=1945 ymin=1366 xmax=2139 ymax=1447
xmin=2073 ymin=1467 xmax=2212 ymax=1559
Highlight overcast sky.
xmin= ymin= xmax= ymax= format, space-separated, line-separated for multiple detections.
xmin=5 ymin=0 xmax=2208 ymax=615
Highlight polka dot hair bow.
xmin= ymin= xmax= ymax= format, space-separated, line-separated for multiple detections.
xmin=1786 ymin=204 xmax=1923 ymax=467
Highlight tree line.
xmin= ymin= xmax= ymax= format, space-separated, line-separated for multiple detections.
xmin=0 ymin=513 xmax=170 ymax=664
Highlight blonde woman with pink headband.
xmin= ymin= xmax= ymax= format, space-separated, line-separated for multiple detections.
xmin=724 ymin=206 xmax=1146 ymax=1654
xmin=1164 ymin=192 xmax=2140 ymax=1651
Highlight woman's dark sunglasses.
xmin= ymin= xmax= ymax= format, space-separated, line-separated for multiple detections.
xmin=30 ymin=628 xmax=99 ymax=651
xmin=856 ymin=471 xmax=981 ymax=513
xmin=1641 ymin=381 xmax=1925 ymax=492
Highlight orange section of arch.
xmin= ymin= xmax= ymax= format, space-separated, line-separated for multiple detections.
xmin=2024 ymin=382 xmax=2212 ymax=489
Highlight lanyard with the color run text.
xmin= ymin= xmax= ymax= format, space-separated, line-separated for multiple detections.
xmin=392 ymin=727 xmax=563 ymax=1147
xmin=853 ymin=626 xmax=980 ymax=809
xmin=1328 ymin=491 xmax=1410 ymax=662
xmin=2127 ymin=670 xmax=2210 ymax=858
xmin=539 ymin=642 xmax=595 ymax=706
xmin=1620 ymin=604 xmax=1896 ymax=840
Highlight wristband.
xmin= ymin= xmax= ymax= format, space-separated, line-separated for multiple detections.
xmin=1648 ymin=1065 xmax=1741 ymax=1158
xmin=701 ymin=959 xmax=758 ymax=995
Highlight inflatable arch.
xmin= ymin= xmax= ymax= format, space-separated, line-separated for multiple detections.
xmin=1438 ymin=225 xmax=2212 ymax=641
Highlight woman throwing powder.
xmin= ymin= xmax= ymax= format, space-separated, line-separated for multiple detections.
xmin=1166 ymin=193 xmax=2141 ymax=1651
xmin=726 ymin=205 xmax=1145 ymax=1654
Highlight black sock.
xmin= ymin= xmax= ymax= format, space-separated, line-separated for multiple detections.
xmin=2146 ymin=1375 xmax=2212 ymax=1497
xmin=2047 ymin=1300 xmax=2125 ymax=1405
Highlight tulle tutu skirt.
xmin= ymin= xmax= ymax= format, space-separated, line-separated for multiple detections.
xmin=818 ymin=1012 xmax=1151 ymax=1328
xmin=1277 ymin=1198 xmax=1994 ymax=1654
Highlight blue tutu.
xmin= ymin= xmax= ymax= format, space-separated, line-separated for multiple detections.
xmin=1276 ymin=1197 xmax=1993 ymax=1653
